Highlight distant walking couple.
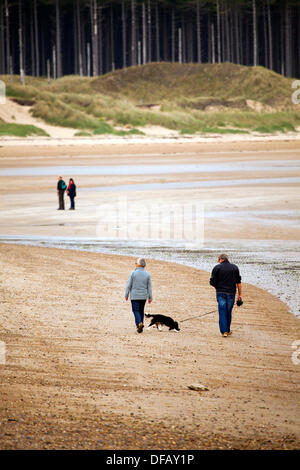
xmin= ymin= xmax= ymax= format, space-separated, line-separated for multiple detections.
xmin=57 ymin=176 xmax=77 ymax=210
xmin=125 ymin=254 xmax=242 ymax=337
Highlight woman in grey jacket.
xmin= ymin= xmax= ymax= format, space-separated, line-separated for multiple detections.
xmin=125 ymin=258 xmax=152 ymax=333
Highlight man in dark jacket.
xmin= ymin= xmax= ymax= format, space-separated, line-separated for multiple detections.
xmin=57 ymin=176 xmax=67 ymax=210
xmin=210 ymin=254 xmax=242 ymax=337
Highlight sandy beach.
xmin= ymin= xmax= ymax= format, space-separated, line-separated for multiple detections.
xmin=0 ymin=139 xmax=299 ymax=241
xmin=0 ymin=243 xmax=299 ymax=450
xmin=0 ymin=137 xmax=299 ymax=449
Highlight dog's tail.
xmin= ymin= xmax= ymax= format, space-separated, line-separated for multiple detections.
xmin=145 ymin=313 xmax=153 ymax=318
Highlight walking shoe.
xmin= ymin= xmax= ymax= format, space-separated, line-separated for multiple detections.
xmin=227 ymin=331 xmax=232 ymax=336
xmin=222 ymin=332 xmax=228 ymax=337
xmin=137 ymin=322 xmax=144 ymax=333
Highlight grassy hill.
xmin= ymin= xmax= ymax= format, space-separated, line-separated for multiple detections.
xmin=1 ymin=62 xmax=300 ymax=136
xmin=91 ymin=62 xmax=294 ymax=106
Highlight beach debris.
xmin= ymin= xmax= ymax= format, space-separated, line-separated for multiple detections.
xmin=188 ymin=383 xmax=209 ymax=392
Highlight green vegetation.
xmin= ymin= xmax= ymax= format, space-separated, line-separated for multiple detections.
xmin=0 ymin=120 xmax=48 ymax=137
xmin=254 ymin=122 xmax=296 ymax=133
xmin=180 ymin=128 xmax=197 ymax=135
xmin=93 ymin=121 xmax=114 ymax=134
xmin=74 ymin=131 xmax=92 ymax=137
xmin=92 ymin=121 xmax=144 ymax=136
xmin=1 ymin=63 xmax=299 ymax=137
xmin=114 ymin=128 xmax=145 ymax=136
xmin=201 ymin=127 xmax=249 ymax=135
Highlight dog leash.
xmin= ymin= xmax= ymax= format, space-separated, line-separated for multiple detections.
xmin=180 ymin=309 xmax=218 ymax=323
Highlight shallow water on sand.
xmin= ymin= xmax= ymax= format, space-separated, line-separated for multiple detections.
xmin=0 ymin=235 xmax=299 ymax=319
xmin=0 ymin=159 xmax=299 ymax=176
xmin=81 ymin=177 xmax=300 ymax=192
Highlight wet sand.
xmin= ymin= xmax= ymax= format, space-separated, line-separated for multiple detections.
xmin=0 ymin=140 xmax=299 ymax=241
xmin=0 ymin=243 xmax=299 ymax=450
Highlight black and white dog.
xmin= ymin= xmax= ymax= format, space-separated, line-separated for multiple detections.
xmin=145 ymin=313 xmax=180 ymax=332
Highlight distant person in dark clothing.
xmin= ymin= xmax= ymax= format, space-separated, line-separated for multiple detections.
xmin=67 ymin=178 xmax=76 ymax=210
xmin=57 ymin=176 xmax=67 ymax=210
xmin=210 ymin=254 xmax=242 ymax=337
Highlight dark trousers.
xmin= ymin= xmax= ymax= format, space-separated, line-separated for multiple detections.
xmin=131 ymin=299 xmax=146 ymax=327
xmin=216 ymin=293 xmax=235 ymax=334
xmin=58 ymin=190 xmax=65 ymax=210
xmin=69 ymin=196 xmax=75 ymax=209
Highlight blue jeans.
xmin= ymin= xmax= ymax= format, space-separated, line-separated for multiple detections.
xmin=69 ymin=196 xmax=75 ymax=209
xmin=216 ymin=293 xmax=235 ymax=334
xmin=131 ymin=299 xmax=146 ymax=327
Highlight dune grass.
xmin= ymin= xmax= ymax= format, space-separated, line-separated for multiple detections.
xmin=0 ymin=121 xmax=48 ymax=137
xmin=90 ymin=62 xmax=296 ymax=107
xmin=1 ymin=63 xmax=299 ymax=136
xmin=74 ymin=131 xmax=92 ymax=137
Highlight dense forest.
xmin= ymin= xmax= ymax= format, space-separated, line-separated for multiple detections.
xmin=1 ymin=0 xmax=299 ymax=81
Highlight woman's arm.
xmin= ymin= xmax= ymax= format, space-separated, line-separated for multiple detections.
xmin=124 ymin=272 xmax=133 ymax=300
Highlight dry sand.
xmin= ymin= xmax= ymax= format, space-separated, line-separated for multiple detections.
xmin=0 ymin=138 xmax=299 ymax=450
xmin=0 ymin=243 xmax=299 ymax=450
xmin=0 ymin=98 xmax=78 ymax=139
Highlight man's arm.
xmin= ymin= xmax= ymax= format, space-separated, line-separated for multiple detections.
xmin=147 ymin=275 xmax=152 ymax=303
xmin=237 ymin=283 xmax=242 ymax=300
xmin=236 ymin=266 xmax=242 ymax=300
xmin=209 ymin=266 xmax=218 ymax=288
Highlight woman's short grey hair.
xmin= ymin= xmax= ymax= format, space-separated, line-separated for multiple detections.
xmin=137 ymin=257 xmax=146 ymax=267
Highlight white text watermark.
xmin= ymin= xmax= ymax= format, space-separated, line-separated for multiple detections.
xmin=0 ymin=80 xmax=6 ymax=104
xmin=0 ymin=341 xmax=6 ymax=365
xmin=96 ymin=196 xmax=204 ymax=246
xmin=291 ymin=80 xmax=300 ymax=105
xmin=291 ymin=340 xmax=300 ymax=365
